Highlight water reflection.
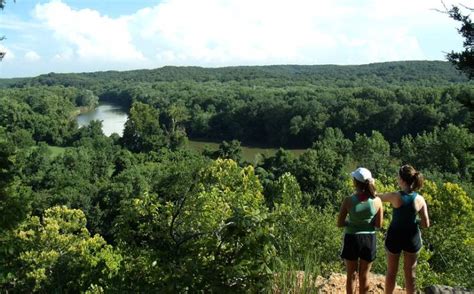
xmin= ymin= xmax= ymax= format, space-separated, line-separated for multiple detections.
xmin=77 ymin=103 xmax=128 ymax=136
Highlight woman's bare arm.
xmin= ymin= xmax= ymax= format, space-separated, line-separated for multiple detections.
xmin=337 ymin=197 xmax=350 ymax=227
xmin=378 ymin=191 xmax=402 ymax=208
xmin=417 ymin=196 xmax=430 ymax=228
xmin=373 ymin=197 xmax=384 ymax=228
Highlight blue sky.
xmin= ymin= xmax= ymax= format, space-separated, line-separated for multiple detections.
xmin=0 ymin=0 xmax=466 ymax=78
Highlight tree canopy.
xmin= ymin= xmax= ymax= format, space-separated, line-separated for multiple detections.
xmin=446 ymin=4 xmax=474 ymax=79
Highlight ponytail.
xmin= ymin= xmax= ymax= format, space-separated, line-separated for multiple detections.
xmin=365 ymin=179 xmax=376 ymax=198
xmin=411 ymin=171 xmax=424 ymax=191
xmin=399 ymin=165 xmax=424 ymax=192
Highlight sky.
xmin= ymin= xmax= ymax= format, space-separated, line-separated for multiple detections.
xmin=0 ymin=0 xmax=467 ymax=78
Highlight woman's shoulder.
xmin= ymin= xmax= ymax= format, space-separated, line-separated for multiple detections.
xmin=372 ymin=196 xmax=383 ymax=204
xmin=413 ymin=193 xmax=427 ymax=211
xmin=346 ymin=194 xmax=357 ymax=201
xmin=371 ymin=196 xmax=383 ymax=208
xmin=342 ymin=195 xmax=356 ymax=210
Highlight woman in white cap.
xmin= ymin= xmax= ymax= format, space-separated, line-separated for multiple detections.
xmin=337 ymin=167 xmax=383 ymax=294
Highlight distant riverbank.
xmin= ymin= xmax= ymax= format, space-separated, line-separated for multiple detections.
xmin=187 ymin=140 xmax=305 ymax=163
xmin=76 ymin=102 xmax=305 ymax=161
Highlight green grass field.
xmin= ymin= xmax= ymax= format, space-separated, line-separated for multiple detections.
xmin=187 ymin=140 xmax=306 ymax=164
xmin=28 ymin=145 xmax=67 ymax=158
xmin=47 ymin=146 xmax=67 ymax=157
xmin=33 ymin=142 xmax=303 ymax=163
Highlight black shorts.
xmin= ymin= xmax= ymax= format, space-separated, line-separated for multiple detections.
xmin=340 ymin=233 xmax=377 ymax=262
xmin=385 ymin=227 xmax=422 ymax=254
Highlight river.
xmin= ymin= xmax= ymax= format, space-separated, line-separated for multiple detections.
xmin=76 ymin=103 xmax=128 ymax=136
xmin=76 ymin=103 xmax=305 ymax=161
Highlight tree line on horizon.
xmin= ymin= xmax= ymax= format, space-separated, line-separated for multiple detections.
xmin=1 ymin=61 xmax=473 ymax=148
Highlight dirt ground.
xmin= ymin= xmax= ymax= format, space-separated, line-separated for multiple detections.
xmin=274 ymin=272 xmax=404 ymax=293
xmin=316 ymin=272 xmax=404 ymax=293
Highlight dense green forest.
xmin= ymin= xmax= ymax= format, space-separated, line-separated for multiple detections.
xmin=0 ymin=61 xmax=473 ymax=292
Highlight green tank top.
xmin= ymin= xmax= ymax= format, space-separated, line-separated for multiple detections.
xmin=345 ymin=194 xmax=377 ymax=234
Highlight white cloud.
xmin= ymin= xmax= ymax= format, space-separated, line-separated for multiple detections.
xmin=34 ymin=0 xmax=145 ymax=63
xmin=25 ymin=50 xmax=41 ymax=61
xmin=129 ymin=0 xmax=346 ymax=65
xmin=126 ymin=0 xmax=438 ymax=66
xmin=1 ymin=0 xmax=465 ymax=77
xmin=53 ymin=48 xmax=74 ymax=61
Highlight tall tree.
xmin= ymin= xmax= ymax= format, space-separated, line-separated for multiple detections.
xmin=0 ymin=128 xmax=31 ymax=230
xmin=352 ymin=131 xmax=394 ymax=176
xmin=122 ymin=102 xmax=168 ymax=152
xmin=443 ymin=5 xmax=474 ymax=132
xmin=446 ymin=5 xmax=474 ymax=78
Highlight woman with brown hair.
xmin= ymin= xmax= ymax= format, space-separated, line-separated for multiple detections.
xmin=379 ymin=164 xmax=430 ymax=294
xmin=338 ymin=167 xmax=383 ymax=294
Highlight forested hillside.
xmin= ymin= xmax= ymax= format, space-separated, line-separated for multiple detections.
xmin=3 ymin=61 xmax=468 ymax=86
xmin=2 ymin=61 xmax=472 ymax=147
xmin=0 ymin=61 xmax=472 ymax=292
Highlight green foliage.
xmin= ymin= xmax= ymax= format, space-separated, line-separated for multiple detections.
xmin=75 ymin=89 xmax=99 ymax=108
xmin=0 ymin=130 xmax=33 ymax=290
xmin=352 ymin=130 xmax=395 ymax=175
xmin=271 ymin=174 xmax=342 ymax=275
xmin=204 ymin=139 xmax=243 ymax=163
xmin=312 ymin=128 xmax=353 ymax=156
xmin=0 ymin=62 xmax=473 ymax=291
xmin=114 ymin=159 xmax=275 ymax=291
xmin=0 ymin=87 xmax=79 ymax=145
xmin=0 ymin=130 xmax=32 ymax=230
xmin=6 ymin=62 xmax=471 ymax=148
xmin=416 ymin=248 xmax=440 ymax=289
xmin=3 ymin=206 xmax=121 ymax=292
xmin=398 ymin=124 xmax=473 ymax=180
xmin=269 ymin=174 xmax=363 ymax=293
xmin=419 ymin=181 xmax=474 ymax=289
xmin=7 ymin=129 xmax=35 ymax=148
xmin=158 ymin=103 xmax=189 ymax=149
xmin=121 ymin=101 xmax=189 ymax=152
xmin=446 ymin=5 xmax=474 ymax=79
xmin=74 ymin=120 xmax=104 ymax=141
xmin=260 ymin=148 xmax=297 ymax=179
xmin=292 ymin=147 xmax=349 ymax=210
xmin=16 ymin=61 xmax=468 ymax=88
xmin=122 ymin=102 xmax=168 ymax=152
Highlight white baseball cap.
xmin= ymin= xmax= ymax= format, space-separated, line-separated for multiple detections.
xmin=351 ymin=167 xmax=373 ymax=183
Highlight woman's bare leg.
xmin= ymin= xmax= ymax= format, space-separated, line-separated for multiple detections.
xmin=344 ymin=259 xmax=358 ymax=294
xmin=403 ymin=251 xmax=418 ymax=294
xmin=385 ymin=251 xmax=400 ymax=294
xmin=358 ymin=259 xmax=373 ymax=294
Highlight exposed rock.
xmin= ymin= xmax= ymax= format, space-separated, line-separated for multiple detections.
xmin=424 ymin=285 xmax=474 ymax=294
xmin=273 ymin=272 xmax=473 ymax=293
